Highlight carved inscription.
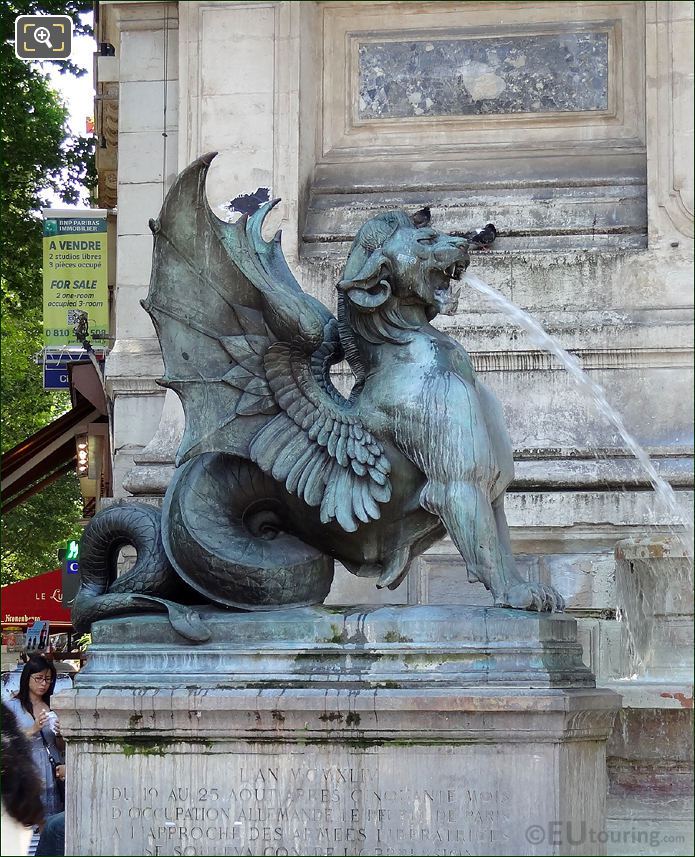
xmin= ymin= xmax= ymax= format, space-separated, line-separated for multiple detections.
xmin=107 ymin=761 xmax=513 ymax=856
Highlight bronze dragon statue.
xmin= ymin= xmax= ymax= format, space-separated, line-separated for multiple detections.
xmin=73 ymin=153 xmax=563 ymax=641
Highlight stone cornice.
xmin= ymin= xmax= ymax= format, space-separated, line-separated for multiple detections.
xmin=104 ymin=1 xmax=179 ymax=32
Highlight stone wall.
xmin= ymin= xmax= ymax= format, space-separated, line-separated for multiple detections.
xmin=98 ymin=1 xmax=179 ymax=494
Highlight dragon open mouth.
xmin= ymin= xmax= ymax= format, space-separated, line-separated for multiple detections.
xmin=444 ymin=261 xmax=467 ymax=282
xmin=433 ymin=260 xmax=466 ymax=295
xmin=430 ymin=259 xmax=467 ymax=315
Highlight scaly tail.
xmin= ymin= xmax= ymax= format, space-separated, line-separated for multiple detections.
xmin=72 ymin=502 xmax=211 ymax=642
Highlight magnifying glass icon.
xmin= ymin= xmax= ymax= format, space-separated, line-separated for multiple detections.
xmin=34 ymin=26 xmax=53 ymax=49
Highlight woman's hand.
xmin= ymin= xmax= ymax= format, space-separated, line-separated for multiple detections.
xmin=27 ymin=710 xmax=48 ymax=736
xmin=36 ymin=709 xmax=51 ymax=730
xmin=55 ymin=764 xmax=66 ymax=782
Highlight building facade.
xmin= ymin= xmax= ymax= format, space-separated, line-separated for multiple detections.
xmin=94 ymin=1 xmax=693 ymax=848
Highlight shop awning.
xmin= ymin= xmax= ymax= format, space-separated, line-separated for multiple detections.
xmin=1 ymin=393 xmax=106 ymax=514
xmin=1 ymin=569 xmax=72 ymax=629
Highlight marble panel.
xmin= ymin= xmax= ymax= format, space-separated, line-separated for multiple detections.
xmin=358 ymin=32 xmax=609 ymax=120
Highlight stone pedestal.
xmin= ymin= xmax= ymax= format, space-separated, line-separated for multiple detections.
xmin=57 ymin=606 xmax=619 ymax=856
xmin=603 ymin=537 xmax=694 ymax=856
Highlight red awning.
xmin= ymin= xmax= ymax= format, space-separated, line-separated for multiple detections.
xmin=1 ymin=569 xmax=72 ymax=629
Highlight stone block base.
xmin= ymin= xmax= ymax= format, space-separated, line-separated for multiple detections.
xmin=57 ymin=606 xmax=619 ymax=856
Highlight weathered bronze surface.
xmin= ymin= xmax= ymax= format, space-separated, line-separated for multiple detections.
xmin=73 ymin=153 xmax=563 ymax=640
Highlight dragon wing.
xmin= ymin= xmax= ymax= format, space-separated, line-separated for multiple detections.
xmin=249 ymin=341 xmax=391 ymax=532
xmin=143 ymin=152 xmax=391 ymax=531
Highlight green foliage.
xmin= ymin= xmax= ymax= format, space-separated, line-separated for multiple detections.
xmin=1 ymin=479 xmax=83 ymax=584
xmin=72 ymin=631 xmax=91 ymax=650
xmin=1 ymin=0 xmax=94 ymax=584
xmin=0 ymin=0 xmax=95 ymax=317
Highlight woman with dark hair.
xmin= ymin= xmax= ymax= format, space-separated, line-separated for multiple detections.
xmin=5 ymin=656 xmax=66 ymax=821
xmin=1 ymin=702 xmax=45 ymax=855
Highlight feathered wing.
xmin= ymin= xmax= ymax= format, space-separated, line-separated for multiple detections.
xmin=249 ymin=339 xmax=391 ymax=532
xmin=143 ymin=152 xmax=391 ymax=531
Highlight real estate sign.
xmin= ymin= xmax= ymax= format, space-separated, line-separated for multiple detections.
xmin=42 ymin=209 xmax=109 ymax=346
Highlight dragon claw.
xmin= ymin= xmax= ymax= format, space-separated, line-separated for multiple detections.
xmin=498 ymin=581 xmax=564 ymax=613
